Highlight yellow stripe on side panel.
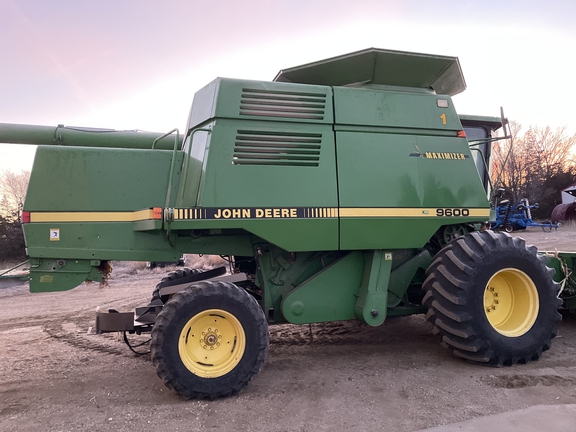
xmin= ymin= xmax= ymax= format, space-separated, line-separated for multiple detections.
xmin=132 ymin=209 xmax=156 ymax=221
xmin=28 ymin=207 xmax=488 ymax=223
xmin=339 ymin=208 xmax=490 ymax=218
xmin=29 ymin=209 xmax=155 ymax=223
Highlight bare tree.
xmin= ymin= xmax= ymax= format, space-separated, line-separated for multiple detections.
xmin=526 ymin=126 xmax=576 ymax=176
xmin=0 ymin=169 xmax=30 ymax=219
xmin=491 ymin=121 xmax=525 ymax=202
xmin=491 ymin=124 xmax=576 ymax=216
xmin=0 ymin=169 xmax=30 ymax=260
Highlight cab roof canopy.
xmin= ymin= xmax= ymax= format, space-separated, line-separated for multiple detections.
xmin=274 ymin=48 xmax=466 ymax=96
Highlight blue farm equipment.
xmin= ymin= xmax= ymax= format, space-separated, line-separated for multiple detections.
xmin=492 ymin=198 xmax=559 ymax=232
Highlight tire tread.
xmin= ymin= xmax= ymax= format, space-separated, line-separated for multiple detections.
xmin=422 ymin=230 xmax=561 ymax=366
xmin=150 ymin=281 xmax=268 ymax=399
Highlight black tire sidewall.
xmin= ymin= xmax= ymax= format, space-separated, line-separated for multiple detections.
xmin=154 ymin=286 xmax=266 ymax=397
xmin=464 ymin=245 xmax=558 ymax=356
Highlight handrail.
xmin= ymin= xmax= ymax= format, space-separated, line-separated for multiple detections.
xmin=151 ymin=128 xmax=179 ymax=150
xmin=467 ymin=135 xmax=510 ymax=147
xmin=177 ymin=127 xmax=212 ymax=207
xmin=151 ymin=129 xmax=181 ymax=209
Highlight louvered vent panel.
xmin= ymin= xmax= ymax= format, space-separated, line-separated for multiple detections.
xmin=233 ymin=130 xmax=322 ymax=167
xmin=239 ymin=88 xmax=326 ymax=120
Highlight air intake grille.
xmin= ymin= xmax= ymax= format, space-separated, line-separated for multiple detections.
xmin=233 ymin=130 xmax=322 ymax=167
xmin=239 ymin=88 xmax=326 ymax=120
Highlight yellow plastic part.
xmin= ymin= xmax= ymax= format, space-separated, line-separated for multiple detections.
xmin=483 ymin=268 xmax=539 ymax=337
xmin=178 ymin=309 xmax=246 ymax=378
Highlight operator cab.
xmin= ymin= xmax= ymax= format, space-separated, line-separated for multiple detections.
xmin=459 ymin=115 xmax=503 ymax=194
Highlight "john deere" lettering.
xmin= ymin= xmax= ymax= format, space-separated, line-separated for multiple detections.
xmin=214 ymin=208 xmax=298 ymax=219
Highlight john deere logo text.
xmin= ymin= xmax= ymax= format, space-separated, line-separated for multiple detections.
xmin=214 ymin=208 xmax=297 ymax=219
xmin=171 ymin=207 xmax=338 ymax=220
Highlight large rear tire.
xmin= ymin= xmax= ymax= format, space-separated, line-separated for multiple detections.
xmin=423 ymin=230 xmax=561 ymax=366
xmin=150 ymin=281 xmax=268 ymax=399
xmin=152 ymin=267 xmax=227 ymax=303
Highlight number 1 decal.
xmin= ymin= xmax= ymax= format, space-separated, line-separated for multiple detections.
xmin=440 ymin=113 xmax=447 ymax=125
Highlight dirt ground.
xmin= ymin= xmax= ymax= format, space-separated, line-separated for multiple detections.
xmin=1 ymin=228 xmax=576 ymax=432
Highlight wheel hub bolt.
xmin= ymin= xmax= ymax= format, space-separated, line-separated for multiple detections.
xmin=485 ymin=286 xmax=500 ymax=313
xmin=205 ymin=333 xmax=218 ymax=345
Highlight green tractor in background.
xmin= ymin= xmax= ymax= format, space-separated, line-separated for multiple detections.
xmin=1 ymin=48 xmax=573 ymax=399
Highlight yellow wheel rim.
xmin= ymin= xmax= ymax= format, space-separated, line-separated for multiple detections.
xmin=178 ymin=309 xmax=246 ymax=378
xmin=483 ymin=268 xmax=539 ymax=337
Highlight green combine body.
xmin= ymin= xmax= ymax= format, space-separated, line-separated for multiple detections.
xmin=1 ymin=48 xmax=573 ymax=400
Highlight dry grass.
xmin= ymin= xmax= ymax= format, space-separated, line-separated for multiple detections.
xmin=186 ymin=254 xmax=229 ymax=271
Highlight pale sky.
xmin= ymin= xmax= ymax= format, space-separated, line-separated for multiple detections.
xmin=1 ymin=0 xmax=575 ymax=172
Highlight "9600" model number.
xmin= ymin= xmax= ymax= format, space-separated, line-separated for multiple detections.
xmin=436 ymin=208 xmax=470 ymax=217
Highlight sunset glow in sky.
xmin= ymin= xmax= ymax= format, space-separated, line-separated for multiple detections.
xmin=1 ymin=0 xmax=575 ymax=172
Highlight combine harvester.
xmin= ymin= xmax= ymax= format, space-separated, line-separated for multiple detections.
xmin=1 ymin=48 xmax=575 ymax=399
